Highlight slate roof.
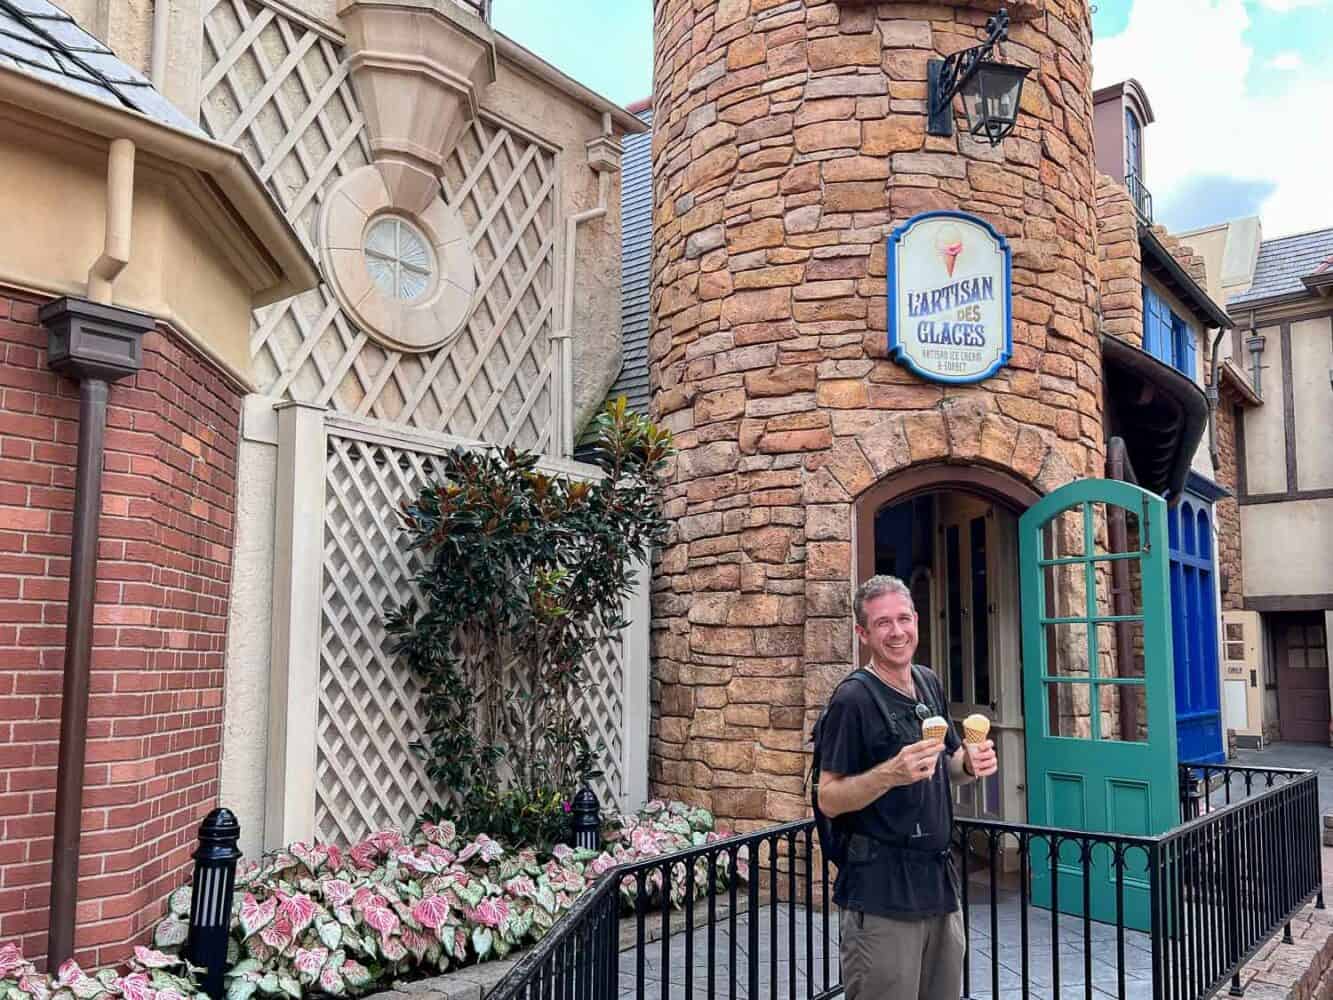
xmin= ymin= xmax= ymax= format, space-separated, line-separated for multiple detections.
xmin=0 ymin=0 xmax=203 ymax=136
xmin=605 ymin=107 xmax=653 ymax=418
xmin=1229 ymin=226 xmax=1333 ymax=307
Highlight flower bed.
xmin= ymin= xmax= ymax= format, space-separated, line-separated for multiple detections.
xmin=0 ymin=943 xmax=206 ymax=1000
xmin=145 ymin=801 xmax=743 ymax=1000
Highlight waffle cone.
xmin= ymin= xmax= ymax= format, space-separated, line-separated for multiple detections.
xmin=921 ymin=716 xmax=949 ymax=742
xmin=962 ymin=713 xmax=991 ymax=744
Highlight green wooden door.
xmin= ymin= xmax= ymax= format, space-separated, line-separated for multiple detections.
xmin=1020 ymin=478 xmax=1178 ymax=931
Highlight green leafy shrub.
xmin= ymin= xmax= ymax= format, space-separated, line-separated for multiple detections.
xmin=384 ymin=397 xmax=671 ymax=843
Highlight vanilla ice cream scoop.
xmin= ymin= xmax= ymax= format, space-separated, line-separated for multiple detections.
xmin=921 ymin=715 xmax=950 ymax=742
xmin=963 ymin=713 xmax=992 ymax=744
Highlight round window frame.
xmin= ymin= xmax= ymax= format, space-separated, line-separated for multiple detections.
xmin=318 ymin=165 xmax=476 ymax=354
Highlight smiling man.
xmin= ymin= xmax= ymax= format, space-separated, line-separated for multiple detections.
xmin=814 ymin=575 xmax=999 ymax=1000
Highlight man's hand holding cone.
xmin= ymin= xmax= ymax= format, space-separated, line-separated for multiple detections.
xmin=962 ymin=713 xmax=998 ymax=778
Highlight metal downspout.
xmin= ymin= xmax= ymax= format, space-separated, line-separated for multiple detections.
xmin=42 ymin=138 xmax=153 ymax=967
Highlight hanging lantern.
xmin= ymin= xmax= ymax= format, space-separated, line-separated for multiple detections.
xmin=926 ymin=7 xmax=1031 ymax=147
xmin=958 ymin=61 xmax=1031 ymax=146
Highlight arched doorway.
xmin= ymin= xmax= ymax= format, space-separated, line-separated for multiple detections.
xmin=853 ymin=464 xmax=1040 ymax=826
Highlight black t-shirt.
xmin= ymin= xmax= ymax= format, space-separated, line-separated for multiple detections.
xmin=817 ymin=665 xmax=961 ymax=919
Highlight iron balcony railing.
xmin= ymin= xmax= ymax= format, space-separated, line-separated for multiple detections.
xmin=488 ymin=763 xmax=1322 ymax=1000
xmin=1127 ymin=171 xmax=1153 ymax=224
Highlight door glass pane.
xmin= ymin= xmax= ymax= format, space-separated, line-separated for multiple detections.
xmin=1047 ymin=682 xmax=1092 ymax=738
xmin=947 ymin=525 xmax=963 ymax=703
xmin=1097 ymin=620 xmax=1145 ymax=681
xmin=1042 ymin=506 xmax=1086 ymax=558
xmin=1046 ymin=621 xmax=1090 ymax=677
xmin=1099 ymin=683 xmax=1148 ymax=742
xmin=970 ymin=516 xmax=990 ymax=706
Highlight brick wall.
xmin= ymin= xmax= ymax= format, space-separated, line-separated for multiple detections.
xmin=1095 ymin=174 xmax=1142 ymax=349
xmin=0 ymin=287 xmax=242 ymax=968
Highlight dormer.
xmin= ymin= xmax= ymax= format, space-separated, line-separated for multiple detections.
xmin=1094 ymin=79 xmax=1156 ymax=223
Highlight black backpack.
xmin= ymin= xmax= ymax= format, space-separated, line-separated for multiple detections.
xmin=810 ymin=665 xmax=940 ymax=866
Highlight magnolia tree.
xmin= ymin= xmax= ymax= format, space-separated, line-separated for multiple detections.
xmin=385 ymin=398 xmax=671 ymax=845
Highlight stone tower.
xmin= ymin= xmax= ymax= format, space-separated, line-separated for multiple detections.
xmin=649 ymin=0 xmax=1104 ymax=827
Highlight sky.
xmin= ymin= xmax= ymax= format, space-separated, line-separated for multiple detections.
xmin=493 ymin=0 xmax=1333 ymax=240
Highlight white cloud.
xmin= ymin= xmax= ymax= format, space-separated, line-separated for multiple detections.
xmin=1093 ymin=0 xmax=1333 ymax=238
xmin=1267 ymin=51 xmax=1305 ymax=70
xmin=1253 ymin=0 xmax=1328 ymax=10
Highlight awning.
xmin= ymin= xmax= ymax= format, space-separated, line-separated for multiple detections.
xmin=1101 ymin=334 xmax=1209 ymax=501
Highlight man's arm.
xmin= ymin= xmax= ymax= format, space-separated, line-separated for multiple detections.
xmin=947 ymin=747 xmax=976 ymax=784
xmin=820 ymin=739 xmax=945 ymax=817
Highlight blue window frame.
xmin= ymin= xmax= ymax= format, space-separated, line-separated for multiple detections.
xmin=1143 ymin=286 xmax=1196 ymax=378
xmin=1168 ymin=495 xmax=1223 ymax=764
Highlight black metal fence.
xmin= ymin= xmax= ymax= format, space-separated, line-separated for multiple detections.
xmin=486 ymin=761 xmax=1322 ymax=1000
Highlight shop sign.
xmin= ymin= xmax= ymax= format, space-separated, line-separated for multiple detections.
xmin=887 ymin=210 xmax=1013 ymax=385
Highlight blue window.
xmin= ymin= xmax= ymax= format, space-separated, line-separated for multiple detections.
xmin=1169 ymin=496 xmax=1222 ymax=764
xmin=1143 ymin=286 xmax=1196 ymax=378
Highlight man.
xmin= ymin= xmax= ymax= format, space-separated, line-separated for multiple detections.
xmin=816 ymin=574 xmax=999 ymax=1000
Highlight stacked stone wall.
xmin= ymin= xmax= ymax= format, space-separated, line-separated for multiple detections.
xmin=650 ymin=0 xmax=1103 ymax=826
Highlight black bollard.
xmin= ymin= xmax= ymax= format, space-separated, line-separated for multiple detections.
xmin=186 ymin=808 xmax=241 ymax=1000
xmin=570 ymin=784 xmax=601 ymax=851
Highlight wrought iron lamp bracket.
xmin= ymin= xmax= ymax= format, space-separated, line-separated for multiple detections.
xmin=927 ymin=7 xmax=1011 ymax=137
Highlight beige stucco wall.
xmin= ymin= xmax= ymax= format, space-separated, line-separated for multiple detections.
xmin=0 ymin=113 xmax=256 ymax=385
xmin=1292 ymin=315 xmax=1333 ymax=491
xmin=485 ymin=52 xmax=625 ymax=432
xmin=219 ymin=408 xmax=280 ymax=862
xmin=1244 ymin=322 xmax=1288 ymax=494
xmin=1241 ymin=498 xmax=1333 ymax=597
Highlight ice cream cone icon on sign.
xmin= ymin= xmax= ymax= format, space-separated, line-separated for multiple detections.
xmin=935 ymin=224 xmax=965 ymax=277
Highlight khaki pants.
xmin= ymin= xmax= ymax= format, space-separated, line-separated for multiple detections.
xmin=839 ymin=907 xmax=965 ymax=1000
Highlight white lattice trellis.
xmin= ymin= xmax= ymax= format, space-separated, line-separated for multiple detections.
xmin=317 ymin=430 xmax=634 ymax=844
xmin=200 ymin=0 xmax=560 ymax=450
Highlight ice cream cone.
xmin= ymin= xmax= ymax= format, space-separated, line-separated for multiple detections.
xmin=921 ymin=715 xmax=949 ymax=743
xmin=942 ymin=243 xmax=963 ymax=277
xmin=962 ymin=713 xmax=991 ymax=745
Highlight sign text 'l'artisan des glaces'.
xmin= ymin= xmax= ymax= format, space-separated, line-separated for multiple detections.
xmin=887 ymin=210 xmax=1014 ymax=385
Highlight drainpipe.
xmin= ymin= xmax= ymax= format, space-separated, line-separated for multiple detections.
xmin=41 ymin=137 xmax=155 ymax=968
xmin=553 ymin=112 xmax=618 ymax=455
xmin=1204 ymin=323 xmax=1231 ymax=470
xmin=150 ymin=0 xmax=169 ymax=90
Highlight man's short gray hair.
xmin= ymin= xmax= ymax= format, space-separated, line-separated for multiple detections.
xmin=853 ymin=574 xmax=914 ymax=628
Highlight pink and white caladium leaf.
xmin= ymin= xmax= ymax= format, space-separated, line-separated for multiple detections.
xmin=1 ymin=943 xmax=32 ymax=978
xmin=399 ymin=927 xmax=439 ymax=963
xmin=167 ymin=886 xmax=192 ymax=919
xmin=410 ymin=894 xmax=450 ymax=930
xmin=277 ymin=976 xmax=300 ymax=1000
xmin=340 ymin=961 xmax=372 ymax=989
xmin=132 ymin=947 xmax=178 ymax=970
xmin=291 ymin=946 xmax=328 ymax=979
xmin=258 ymin=914 xmax=294 ymax=951
xmin=549 ymin=843 xmax=573 ymax=863
xmin=225 ymin=977 xmax=258 ymax=1000
xmin=320 ymin=879 xmax=354 ymax=908
xmin=239 ymin=895 xmax=278 ymax=938
xmin=276 ymin=893 xmax=319 ymax=937
xmin=468 ymin=896 xmax=509 ymax=929
xmin=114 ymin=973 xmax=150 ymax=1000
xmin=377 ymin=936 xmax=407 ymax=964
xmin=154 ymin=914 xmax=189 ymax=949
xmin=502 ymin=875 xmax=536 ymax=899
xmin=420 ymin=821 xmax=456 ymax=848
xmin=317 ymin=958 xmax=345 ymax=998
xmin=347 ymin=843 xmax=378 ymax=873
xmin=19 ymin=974 xmax=52 ymax=1000
xmin=363 ymin=905 xmax=400 ymax=939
